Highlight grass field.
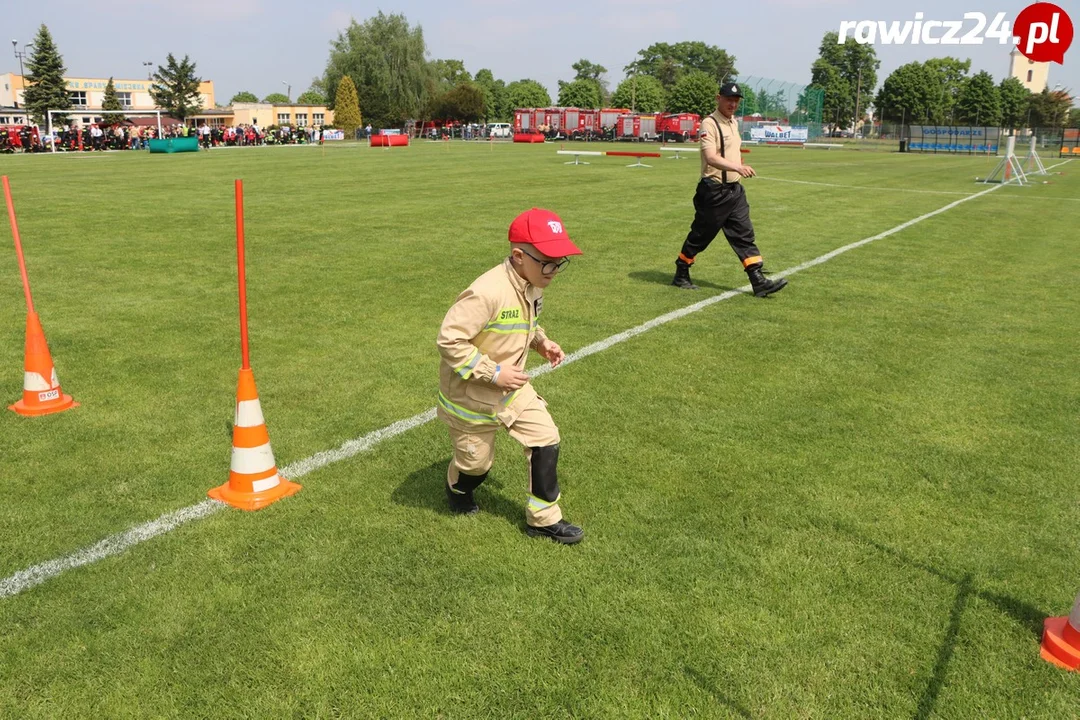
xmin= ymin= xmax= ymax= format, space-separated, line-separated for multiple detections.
xmin=0 ymin=140 xmax=1078 ymax=718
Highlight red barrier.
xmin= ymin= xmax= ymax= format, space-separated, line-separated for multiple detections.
xmin=513 ymin=133 xmax=546 ymax=144
xmin=370 ymin=134 xmax=409 ymax=147
xmin=605 ymin=151 xmax=662 ymax=158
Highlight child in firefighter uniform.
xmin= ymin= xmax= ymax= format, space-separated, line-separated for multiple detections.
xmin=436 ymin=208 xmax=584 ymax=544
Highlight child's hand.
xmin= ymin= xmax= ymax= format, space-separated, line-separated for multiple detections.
xmin=537 ymin=339 xmax=566 ymax=368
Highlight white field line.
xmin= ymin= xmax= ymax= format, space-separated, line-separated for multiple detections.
xmin=1 ymin=159 xmax=1070 ymax=600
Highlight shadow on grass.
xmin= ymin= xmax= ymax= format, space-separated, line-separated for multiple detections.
xmin=820 ymin=520 xmax=1050 ymax=720
xmin=683 ymin=666 xmax=753 ymax=719
xmin=628 ymin=269 xmax=736 ymax=292
xmin=392 ymin=460 xmax=525 ymax=531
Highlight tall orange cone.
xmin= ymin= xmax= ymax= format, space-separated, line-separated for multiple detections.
xmin=9 ymin=312 xmax=77 ymax=416
xmin=208 ymin=368 xmax=299 ymax=510
xmin=4 ymin=175 xmax=77 ymax=417
xmin=1041 ymin=593 xmax=1080 ymax=671
xmin=208 ymin=179 xmax=300 ymax=510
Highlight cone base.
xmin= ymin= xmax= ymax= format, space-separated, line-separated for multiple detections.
xmin=1040 ymin=617 xmax=1080 ymax=671
xmin=208 ymin=477 xmax=301 ymax=511
xmin=8 ymin=396 xmax=78 ymax=417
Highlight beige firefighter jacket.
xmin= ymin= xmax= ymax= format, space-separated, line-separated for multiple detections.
xmin=437 ymin=258 xmax=549 ymax=427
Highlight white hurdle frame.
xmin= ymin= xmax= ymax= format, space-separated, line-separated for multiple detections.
xmin=556 ymin=150 xmax=603 ymax=165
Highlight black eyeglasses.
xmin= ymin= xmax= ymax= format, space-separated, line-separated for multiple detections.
xmin=520 ymin=249 xmax=571 ymax=275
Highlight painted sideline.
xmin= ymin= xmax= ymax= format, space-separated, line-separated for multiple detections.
xmin=2 ymin=164 xmax=1067 ymax=600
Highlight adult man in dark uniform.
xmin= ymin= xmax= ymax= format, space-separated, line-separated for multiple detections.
xmin=672 ymin=82 xmax=787 ymax=297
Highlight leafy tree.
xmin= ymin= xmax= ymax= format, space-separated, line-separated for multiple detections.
xmin=923 ymin=57 xmax=970 ymax=123
xmin=149 ymin=53 xmax=203 ymax=122
xmin=955 ymin=71 xmax=1001 ymax=126
xmin=263 ymin=92 xmax=290 ymax=104
xmin=624 ymin=41 xmax=736 ymax=93
xmin=809 ymin=33 xmax=878 ymax=128
xmin=324 ymin=12 xmax=430 ymax=127
xmin=557 ymin=79 xmax=601 ymax=109
xmin=1027 ymin=87 xmax=1073 ymax=129
xmin=430 ymin=59 xmax=471 ymax=94
xmin=998 ymin=76 xmax=1031 ymax=130
xmin=874 ymin=62 xmax=938 ymax=123
xmin=22 ymin=24 xmax=71 ymax=127
xmin=100 ymin=77 xmax=126 ymax=125
xmin=611 ymin=74 xmax=665 ymax=113
xmin=297 ymin=89 xmax=327 ymax=105
xmin=1068 ymin=107 xmax=1080 ymax=128
xmin=230 ymin=91 xmax=259 ymax=104
xmin=504 ymin=79 xmax=551 ymax=110
xmin=431 ymin=81 xmax=485 ymax=121
xmin=667 ymin=71 xmax=718 ymax=117
xmin=570 ymin=58 xmax=609 ymax=103
xmin=473 ymin=68 xmax=507 ymax=120
xmin=334 ymin=75 xmax=362 ymax=134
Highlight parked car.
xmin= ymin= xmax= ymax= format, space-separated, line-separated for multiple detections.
xmin=489 ymin=123 xmax=512 ymax=138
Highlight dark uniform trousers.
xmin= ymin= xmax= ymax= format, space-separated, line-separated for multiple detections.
xmin=678 ymin=178 xmax=763 ymax=271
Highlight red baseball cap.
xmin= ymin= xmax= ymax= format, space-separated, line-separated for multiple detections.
xmin=508 ymin=208 xmax=582 ymax=257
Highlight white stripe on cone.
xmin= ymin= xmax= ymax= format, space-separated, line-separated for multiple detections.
xmin=230 ymin=443 xmax=277 ymax=475
xmin=24 ymin=371 xmax=56 ymax=392
xmin=234 ymin=399 xmax=265 ymax=428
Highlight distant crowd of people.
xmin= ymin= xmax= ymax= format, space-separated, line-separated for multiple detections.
xmin=0 ymin=121 xmax=335 ymax=153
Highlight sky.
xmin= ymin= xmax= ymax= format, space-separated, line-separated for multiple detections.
xmin=7 ymin=0 xmax=1078 ymax=107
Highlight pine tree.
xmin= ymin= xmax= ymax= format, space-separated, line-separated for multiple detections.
xmin=334 ymin=76 xmax=362 ymax=136
xmin=101 ymin=77 xmax=126 ymax=126
xmin=149 ymin=54 xmax=203 ymax=122
xmin=22 ymin=24 xmax=71 ymax=127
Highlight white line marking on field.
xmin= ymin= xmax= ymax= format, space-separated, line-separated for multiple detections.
xmin=757 ymin=176 xmax=973 ymax=196
xmin=1 ymin=158 xmax=1070 ymax=600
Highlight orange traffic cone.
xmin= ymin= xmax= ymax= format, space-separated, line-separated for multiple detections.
xmin=9 ymin=311 xmax=77 ymax=416
xmin=208 ymin=367 xmax=300 ymax=510
xmin=1042 ymin=593 xmax=1080 ymax=671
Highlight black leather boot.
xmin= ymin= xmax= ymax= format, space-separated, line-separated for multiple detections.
xmin=446 ymin=471 xmax=487 ymax=515
xmin=672 ymin=262 xmax=698 ymax=290
xmin=747 ymin=267 xmax=788 ymax=297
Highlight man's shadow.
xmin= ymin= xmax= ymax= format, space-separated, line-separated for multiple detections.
xmin=392 ymin=460 xmax=525 ymax=530
xmin=628 ymin=269 xmax=735 ymax=291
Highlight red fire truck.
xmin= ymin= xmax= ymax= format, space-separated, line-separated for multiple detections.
xmin=656 ymin=113 xmax=702 ymax=143
xmin=615 ymin=113 xmax=660 ymax=141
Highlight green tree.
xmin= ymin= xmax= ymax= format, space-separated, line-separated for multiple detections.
xmin=431 ymin=81 xmax=485 ymax=121
xmin=297 ymin=89 xmax=327 ymax=105
xmin=473 ymin=68 xmax=507 ymax=120
xmin=504 ymin=79 xmax=551 ymax=110
xmin=263 ymin=93 xmax=290 ymax=103
xmin=624 ymin=41 xmax=736 ymax=94
xmin=323 ymin=12 xmax=430 ymax=127
xmin=611 ymin=74 xmax=665 ymax=112
xmin=22 ymin=24 xmax=71 ymax=127
xmin=557 ymin=79 xmax=601 ymax=109
xmin=1068 ymin=107 xmax=1080 ymax=128
xmin=809 ymin=33 xmax=879 ymax=129
xmin=1027 ymin=88 xmax=1073 ymax=129
xmin=430 ymin=59 xmax=471 ymax=94
xmin=998 ymin=77 xmax=1031 ymax=130
xmin=923 ymin=57 xmax=971 ymax=123
xmin=570 ymin=58 xmax=608 ymax=103
xmin=230 ymin=91 xmax=259 ymax=104
xmin=874 ymin=62 xmax=939 ymax=123
xmin=667 ymin=70 xmax=718 ymax=117
xmin=333 ymin=75 xmax=362 ymax=135
xmin=100 ymin=77 xmax=126 ymax=125
xmin=954 ymin=71 xmax=1001 ymax=126
xmin=149 ymin=53 xmax=203 ymax=122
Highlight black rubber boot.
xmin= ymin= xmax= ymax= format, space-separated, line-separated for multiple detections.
xmin=526 ymin=519 xmax=585 ymax=545
xmin=672 ymin=262 xmax=698 ymax=290
xmin=446 ymin=471 xmax=487 ymax=515
xmin=747 ymin=267 xmax=787 ymax=297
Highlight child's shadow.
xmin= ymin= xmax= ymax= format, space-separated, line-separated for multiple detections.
xmin=392 ymin=460 xmax=524 ymax=530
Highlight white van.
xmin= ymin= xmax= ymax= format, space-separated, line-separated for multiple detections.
xmin=489 ymin=123 xmax=512 ymax=138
